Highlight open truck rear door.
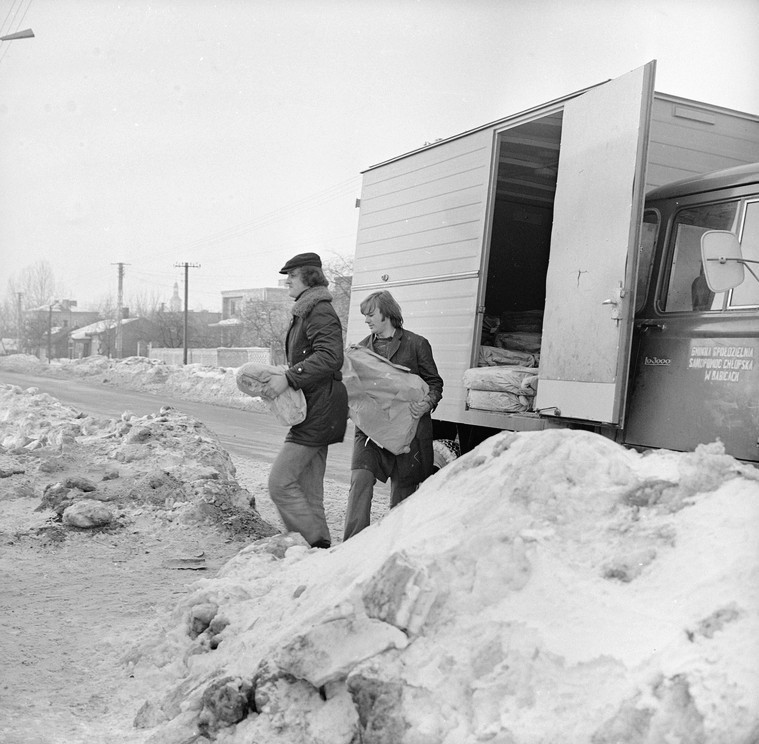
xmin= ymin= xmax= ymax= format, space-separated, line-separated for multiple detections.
xmin=535 ymin=61 xmax=656 ymax=424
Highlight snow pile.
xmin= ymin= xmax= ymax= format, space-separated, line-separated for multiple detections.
xmin=0 ymin=352 xmax=44 ymax=372
xmin=0 ymin=383 xmax=275 ymax=539
xmin=0 ymin=354 xmax=268 ymax=412
xmin=129 ymin=429 xmax=759 ymax=743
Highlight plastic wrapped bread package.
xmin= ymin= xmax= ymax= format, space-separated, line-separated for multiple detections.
xmin=342 ymin=345 xmax=429 ymax=455
xmin=235 ymin=362 xmax=307 ymax=426
xmin=463 ymin=365 xmax=539 ymax=413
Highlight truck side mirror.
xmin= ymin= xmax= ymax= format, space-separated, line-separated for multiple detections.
xmin=701 ymin=230 xmax=745 ymax=291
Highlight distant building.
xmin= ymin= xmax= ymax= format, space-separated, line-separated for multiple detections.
xmin=70 ymin=317 xmax=157 ymax=359
xmin=214 ymin=285 xmax=290 ymax=346
xmin=23 ymin=300 xmax=101 ymax=359
xmin=169 ymin=282 xmax=182 ymax=312
xmin=220 ymin=284 xmax=289 ymax=320
xmin=25 ymin=300 xmax=100 ymax=331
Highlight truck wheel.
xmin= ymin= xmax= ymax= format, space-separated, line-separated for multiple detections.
xmin=432 ymin=439 xmax=459 ymax=472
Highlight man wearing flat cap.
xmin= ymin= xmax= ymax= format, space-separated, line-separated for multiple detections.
xmin=262 ymin=252 xmax=348 ymax=548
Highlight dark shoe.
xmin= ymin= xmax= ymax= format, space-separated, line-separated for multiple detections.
xmin=311 ymin=539 xmax=331 ymax=549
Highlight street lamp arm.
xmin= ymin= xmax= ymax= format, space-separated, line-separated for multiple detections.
xmin=0 ymin=28 xmax=34 ymax=41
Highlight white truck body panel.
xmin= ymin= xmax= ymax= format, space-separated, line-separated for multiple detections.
xmin=348 ymin=130 xmax=493 ymax=418
xmin=348 ymin=61 xmax=759 ymax=431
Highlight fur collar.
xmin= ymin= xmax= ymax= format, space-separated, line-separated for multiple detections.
xmin=291 ymin=286 xmax=333 ymax=318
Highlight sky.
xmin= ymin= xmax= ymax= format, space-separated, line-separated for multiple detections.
xmin=1 ymin=0 xmax=759 ymax=313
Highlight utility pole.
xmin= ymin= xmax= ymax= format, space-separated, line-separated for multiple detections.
xmin=112 ymin=262 xmax=129 ymax=359
xmin=174 ymin=262 xmax=200 ymax=364
xmin=47 ymin=301 xmax=55 ymax=363
xmin=16 ymin=292 xmax=23 ymax=354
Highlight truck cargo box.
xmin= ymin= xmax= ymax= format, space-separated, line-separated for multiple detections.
xmin=347 ymin=61 xmax=759 ymax=460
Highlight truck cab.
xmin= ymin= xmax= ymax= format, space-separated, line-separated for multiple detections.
xmin=624 ymin=164 xmax=759 ymax=461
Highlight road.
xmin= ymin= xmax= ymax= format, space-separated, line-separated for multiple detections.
xmin=0 ymin=370 xmax=354 ymax=485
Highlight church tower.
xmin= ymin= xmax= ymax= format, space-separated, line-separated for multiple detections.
xmin=169 ymin=282 xmax=181 ymax=312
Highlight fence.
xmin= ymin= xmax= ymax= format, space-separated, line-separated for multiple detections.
xmin=147 ymin=346 xmax=272 ymax=367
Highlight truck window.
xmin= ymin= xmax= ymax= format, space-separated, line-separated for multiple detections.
xmin=728 ymin=199 xmax=759 ymax=308
xmin=661 ymin=201 xmax=738 ymax=312
xmin=635 ymin=210 xmax=659 ymax=312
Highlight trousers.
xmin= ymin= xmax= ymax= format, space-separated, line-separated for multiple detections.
xmin=268 ymin=442 xmax=330 ymax=547
xmin=342 ymin=468 xmax=417 ymax=541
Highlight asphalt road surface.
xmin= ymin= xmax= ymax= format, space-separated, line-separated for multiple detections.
xmin=0 ymin=370 xmax=354 ymax=485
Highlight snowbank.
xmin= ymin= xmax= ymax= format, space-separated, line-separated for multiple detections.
xmin=0 ymin=382 xmax=274 ymax=538
xmin=0 ymin=354 xmax=268 ymax=412
xmin=130 ymin=429 xmax=759 ymax=744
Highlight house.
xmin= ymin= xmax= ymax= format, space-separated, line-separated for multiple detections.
xmin=23 ymin=300 xmax=101 ymax=359
xmin=25 ymin=300 xmax=100 ymax=331
xmin=70 ymin=317 xmax=156 ymax=359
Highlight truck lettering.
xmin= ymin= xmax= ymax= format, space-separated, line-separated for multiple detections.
xmin=722 ymin=358 xmax=754 ymax=370
xmin=687 ymin=343 xmax=756 ymax=383
xmin=644 ymin=356 xmax=670 ymax=366
xmin=711 ymin=346 xmax=754 ymax=358
xmin=688 ymin=358 xmax=723 ymax=369
xmin=705 ymin=370 xmax=741 ymax=383
xmin=690 ymin=345 xmax=712 ymax=356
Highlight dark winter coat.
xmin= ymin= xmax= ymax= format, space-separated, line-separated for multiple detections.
xmin=283 ymin=286 xmax=348 ymax=446
xmin=353 ymin=327 xmax=443 ymax=484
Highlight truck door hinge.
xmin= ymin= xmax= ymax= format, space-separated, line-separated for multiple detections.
xmin=602 ymin=283 xmax=627 ymax=324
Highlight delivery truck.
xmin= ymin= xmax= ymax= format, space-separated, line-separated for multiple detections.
xmin=346 ymin=61 xmax=759 ymax=464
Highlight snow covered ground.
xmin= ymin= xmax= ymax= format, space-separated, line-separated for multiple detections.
xmin=1 ymin=354 xmax=758 ymax=743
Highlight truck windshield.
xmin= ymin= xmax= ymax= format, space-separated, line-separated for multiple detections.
xmin=731 ymin=199 xmax=759 ymax=307
xmin=662 ymin=200 xmax=738 ymax=312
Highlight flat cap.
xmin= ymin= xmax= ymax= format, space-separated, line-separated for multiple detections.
xmin=279 ymin=252 xmax=322 ymax=274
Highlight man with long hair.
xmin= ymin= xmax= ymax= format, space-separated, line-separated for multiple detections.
xmin=263 ymin=252 xmax=348 ymax=548
xmin=343 ymin=290 xmax=443 ymax=540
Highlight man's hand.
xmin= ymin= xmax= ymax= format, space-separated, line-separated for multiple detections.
xmin=409 ymin=397 xmax=431 ymax=419
xmin=262 ymin=370 xmax=290 ymax=399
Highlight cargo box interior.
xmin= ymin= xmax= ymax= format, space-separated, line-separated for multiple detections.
xmin=469 ymin=112 xmax=562 ymax=414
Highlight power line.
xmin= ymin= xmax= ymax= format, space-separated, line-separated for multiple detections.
xmin=175 ymin=176 xmax=361 ymax=254
xmin=43 ymin=177 xmax=362 ymax=296
xmin=6 ymin=174 xmax=360 ymax=308
xmin=123 ymin=175 xmax=362 ymax=266
xmin=0 ymin=0 xmax=28 ymax=34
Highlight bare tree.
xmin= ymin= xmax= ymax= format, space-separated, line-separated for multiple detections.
xmin=127 ymin=289 xmax=163 ymax=319
xmin=7 ymin=261 xmax=58 ymax=308
xmin=138 ymin=308 xmax=218 ymax=351
xmin=322 ymin=254 xmax=353 ymax=333
xmin=148 ymin=309 xmax=184 ymax=348
xmin=238 ymin=299 xmax=291 ymax=364
xmin=0 ymin=296 xmax=18 ymax=348
xmin=19 ymin=308 xmax=52 ymax=357
xmin=1 ymin=261 xmax=59 ymax=353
